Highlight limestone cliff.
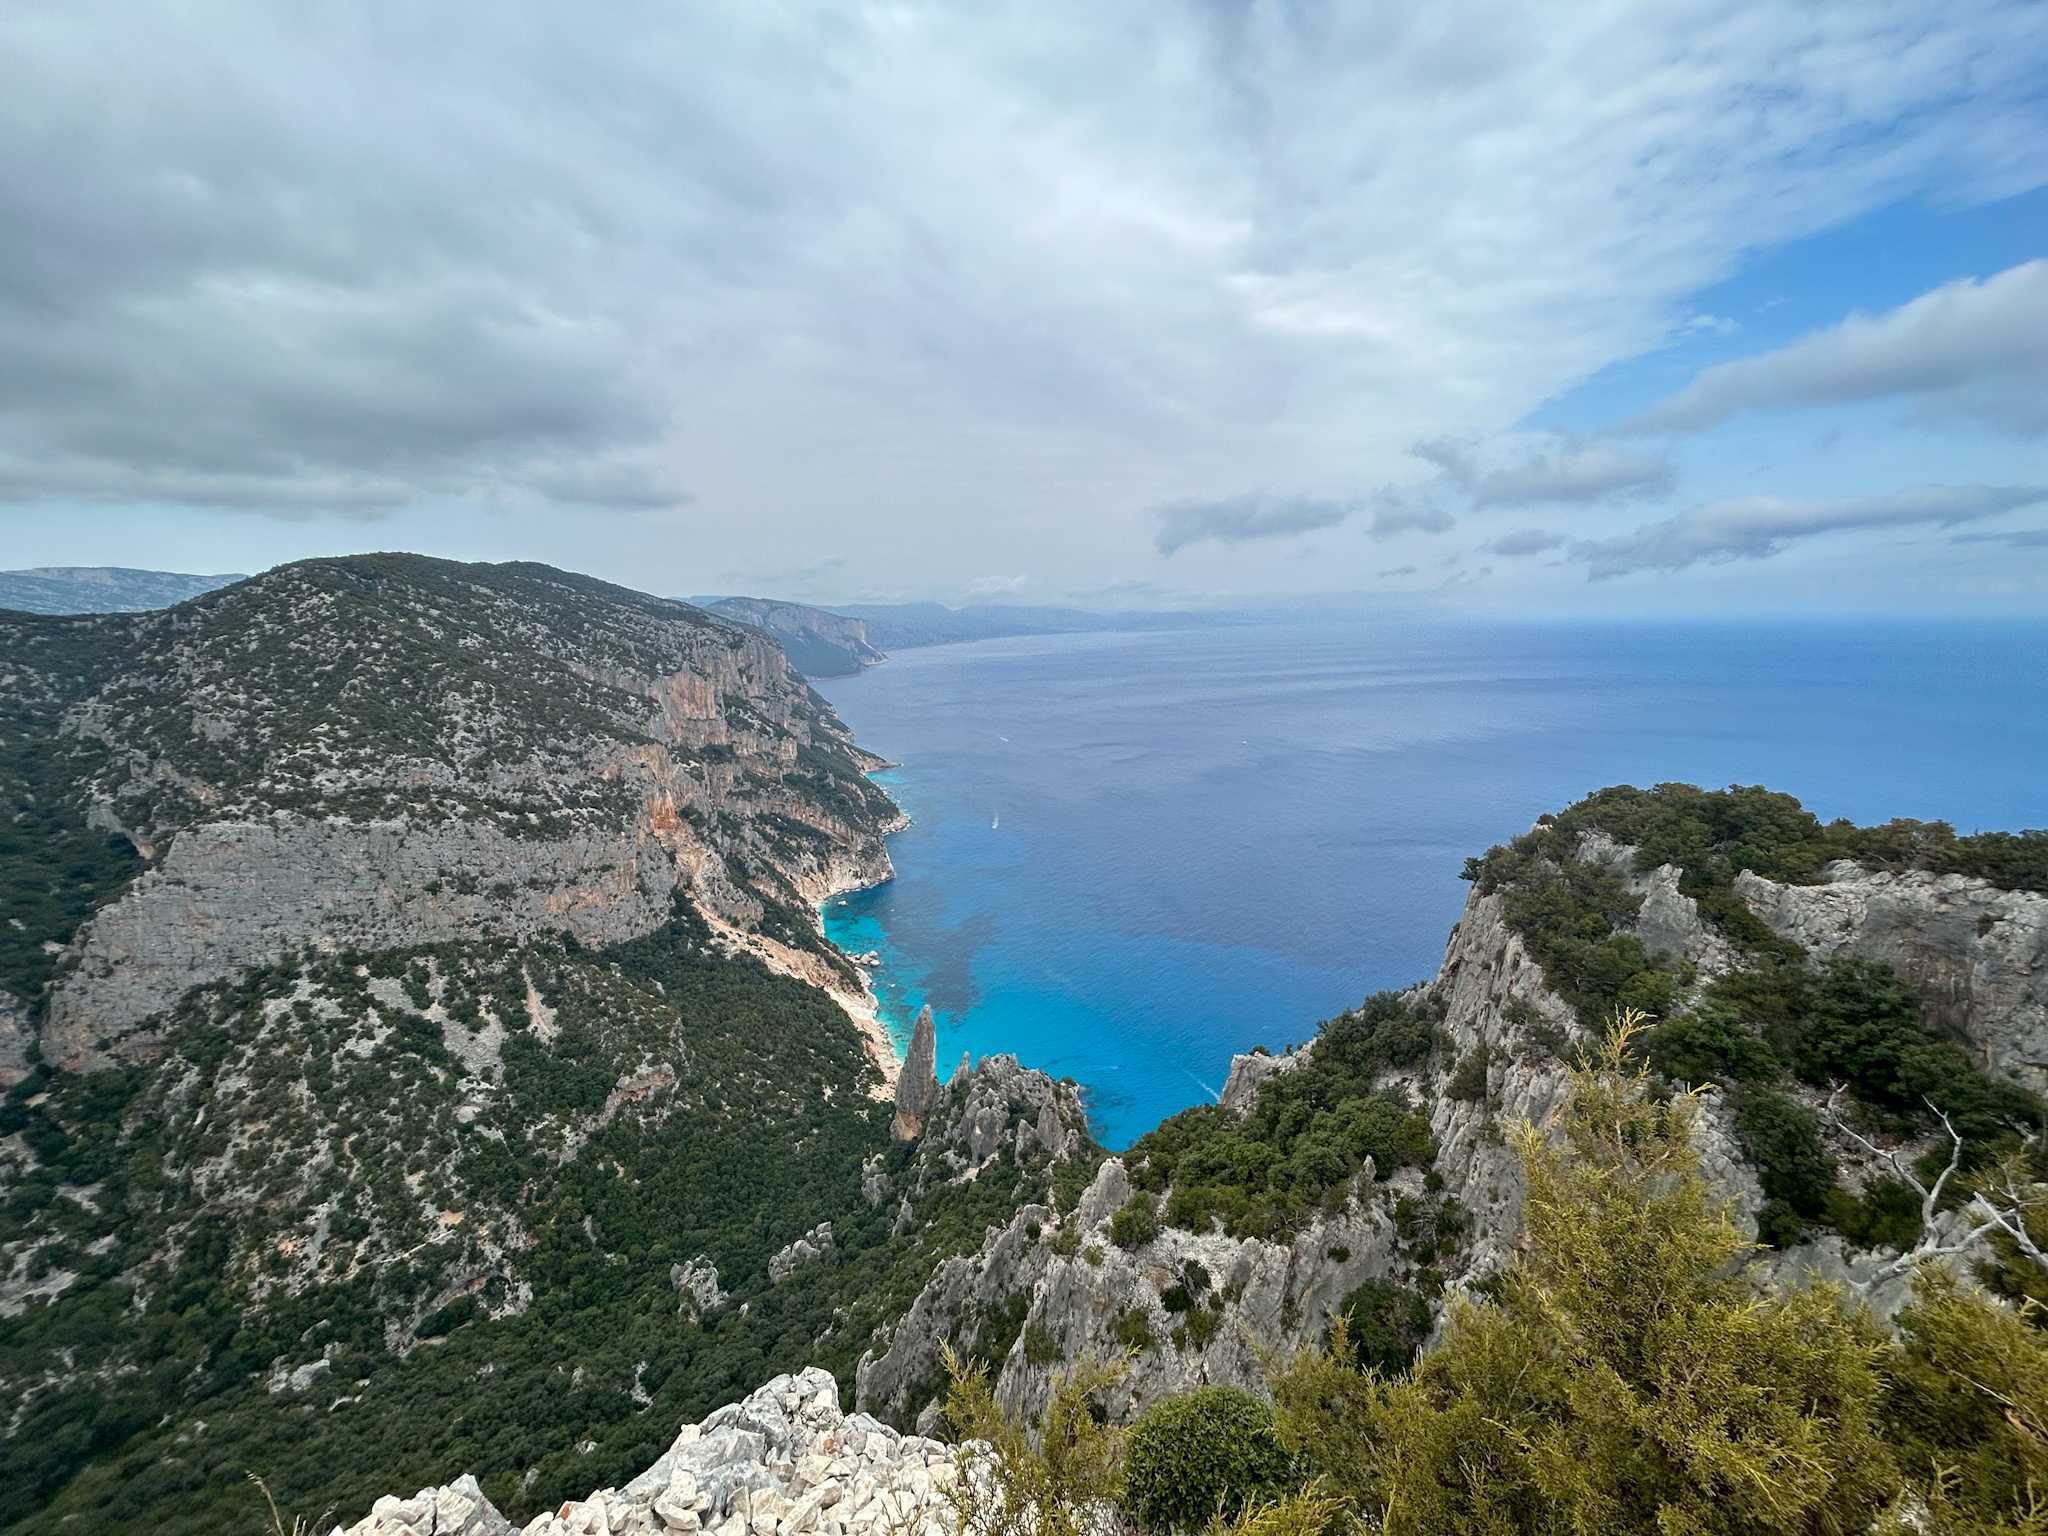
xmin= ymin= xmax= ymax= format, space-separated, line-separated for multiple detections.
xmin=854 ymin=800 xmax=2047 ymax=1430
xmin=1 ymin=555 xmax=903 ymax=1073
xmin=705 ymin=597 xmax=888 ymax=680
xmin=892 ymin=1006 xmax=938 ymax=1141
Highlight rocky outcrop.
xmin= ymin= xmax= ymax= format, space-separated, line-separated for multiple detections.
xmin=672 ymin=1258 xmax=729 ymax=1321
xmin=856 ymin=1153 xmax=1404 ymax=1433
xmin=706 ymin=598 xmax=888 ymax=679
xmin=0 ymin=990 xmax=30 ymax=1089
xmin=1734 ymin=863 xmax=2048 ymax=1093
xmin=857 ymin=823 xmax=2048 ymax=1432
xmin=334 ymin=1369 xmax=959 ymax=1536
xmin=769 ymin=1224 xmax=836 ymax=1285
xmin=20 ymin=556 xmax=902 ymax=1073
xmin=891 ymin=1006 xmax=938 ymax=1141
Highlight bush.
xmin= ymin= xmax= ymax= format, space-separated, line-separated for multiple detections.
xmin=1445 ymin=1044 xmax=1491 ymax=1103
xmin=1123 ymin=1387 xmax=1299 ymax=1533
xmin=1271 ymin=1014 xmax=1900 ymax=1535
xmin=1114 ymin=1308 xmax=1155 ymax=1352
xmin=1734 ymin=1089 xmax=1836 ymax=1219
xmin=1110 ymin=1194 xmax=1160 ymax=1250
xmin=1338 ymin=1280 xmax=1431 ymax=1375
xmin=1645 ymin=1007 xmax=1783 ymax=1087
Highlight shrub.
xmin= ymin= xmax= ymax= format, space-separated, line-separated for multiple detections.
xmin=1645 ymin=1007 xmax=1783 ymax=1086
xmin=1734 ymin=1089 xmax=1836 ymax=1219
xmin=1446 ymin=1044 xmax=1491 ymax=1103
xmin=1271 ymin=1013 xmax=1900 ymax=1535
xmin=1114 ymin=1308 xmax=1155 ymax=1353
xmin=1111 ymin=1194 xmax=1160 ymax=1250
xmin=1338 ymin=1280 xmax=1431 ymax=1375
xmin=1123 ymin=1387 xmax=1299 ymax=1533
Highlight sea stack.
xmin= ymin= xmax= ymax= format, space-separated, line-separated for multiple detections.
xmin=892 ymin=1005 xmax=938 ymax=1141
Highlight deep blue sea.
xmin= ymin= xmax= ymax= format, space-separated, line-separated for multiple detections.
xmin=816 ymin=619 xmax=2048 ymax=1149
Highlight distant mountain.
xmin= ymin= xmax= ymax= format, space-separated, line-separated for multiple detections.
xmin=0 ymin=565 xmax=244 ymax=614
xmin=691 ymin=596 xmax=1229 ymax=672
xmin=703 ymin=595 xmax=889 ymax=677
xmin=833 ymin=600 xmax=1222 ymax=651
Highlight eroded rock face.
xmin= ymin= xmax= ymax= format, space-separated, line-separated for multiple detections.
xmin=332 ymin=1370 xmax=961 ymax=1536
xmin=0 ymin=991 xmax=30 ymax=1089
xmin=892 ymin=1006 xmax=938 ymax=1142
xmin=769 ymin=1224 xmax=836 ymax=1285
xmin=1734 ymin=864 xmax=2048 ymax=1094
xmin=22 ymin=557 xmax=901 ymax=1072
xmin=672 ymin=1257 xmax=729 ymax=1321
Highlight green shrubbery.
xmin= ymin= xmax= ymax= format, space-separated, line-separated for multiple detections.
xmin=962 ymin=1017 xmax=2048 ymax=1536
xmin=1123 ymin=1388 xmax=1299 ymax=1533
xmin=1 ymin=910 xmax=1100 ymax=1535
xmin=1337 ymin=1279 xmax=1432 ymax=1375
xmin=1126 ymin=993 xmax=1438 ymax=1240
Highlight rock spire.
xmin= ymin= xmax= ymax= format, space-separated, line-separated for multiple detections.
xmin=891 ymin=1005 xmax=938 ymax=1141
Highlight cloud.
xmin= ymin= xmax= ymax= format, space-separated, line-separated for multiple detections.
xmin=1570 ymin=485 xmax=2048 ymax=578
xmin=1414 ymin=435 xmax=1671 ymax=506
xmin=1624 ymin=260 xmax=2048 ymax=436
xmin=1377 ymin=564 xmax=1420 ymax=578
xmin=1154 ymin=495 xmax=1353 ymax=556
xmin=1950 ymin=528 xmax=2048 ymax=550
xmin=1368 ymin=496 xmax=1456 ymax=540
xmin=1488 ymin=529 xmax=1568 ymax=557
xmin=0 ymin=0 xmax=2043 ymax=600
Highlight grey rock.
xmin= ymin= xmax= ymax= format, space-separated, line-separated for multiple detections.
xmin=1734 ymin=865 xmax=2048 ymax=1094
xmin=671 ymin=1257 xmax=729 ymax=1321
xmin=331 ymin=1473 xmax=513 ymax=1536
xmin=0 ymin=990 xmax=31 ymax=1090
xmin=768 ymin=1224 xmax=835 ymax=1285
xmin=892 ymin=1007 xmax=937 ymax=1141
xmin=1218 ymin=1049 xmax=1305 ymax=1116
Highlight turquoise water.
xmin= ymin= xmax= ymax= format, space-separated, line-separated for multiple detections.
xmin=817 ymin=619 xmax=2048 ymax=1149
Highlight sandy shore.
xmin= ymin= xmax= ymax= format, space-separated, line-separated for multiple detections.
xmin=827 ymin=979 xmax=903 ymax=1100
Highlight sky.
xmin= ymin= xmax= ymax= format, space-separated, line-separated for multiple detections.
xmin=2 ymin=1 xmax=2046 ymax=616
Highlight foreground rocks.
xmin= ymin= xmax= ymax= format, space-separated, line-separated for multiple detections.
xmin=335 ymin=1369 xmax=959 ymax=1536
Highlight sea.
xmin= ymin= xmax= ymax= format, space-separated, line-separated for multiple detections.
xmin=815 ymin=618 xmax=2048 ymax=1149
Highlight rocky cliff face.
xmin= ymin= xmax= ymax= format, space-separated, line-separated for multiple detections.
xmin=4 ymin=556 xmax=901 ymax=1073
xmin=1734 ymin=863 xmax=2047 ymax=1093
xmin=891 ymin=1006 xmax=938 ymax=1141
xmin=852 ymin=812 xmax=2047 ymax=1431
xmin=705 ymin=598 xmax=887 ymax=680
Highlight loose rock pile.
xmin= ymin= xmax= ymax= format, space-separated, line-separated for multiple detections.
xmin=334 ymin=1369 xmax=961 ymax=1536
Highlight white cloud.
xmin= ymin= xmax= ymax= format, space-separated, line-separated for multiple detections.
xmin=1488 ymin=529 xmax=1568 ymax=557
xmin=1625 ymin=260 xmax=2048 ymax=436
xmin=1570 ymin=485 xmax=2048 ymax=578
xmin=1155 ymin=495 xmax=1353 ymax=556
xmin=0 ymin=2 xmax=2043 ymax=596
xmin=1414 ymin=436 xmax=1672 ymax=507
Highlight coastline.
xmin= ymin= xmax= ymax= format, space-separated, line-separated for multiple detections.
xmin=812 ymin=764 xmax=912 ymax=1096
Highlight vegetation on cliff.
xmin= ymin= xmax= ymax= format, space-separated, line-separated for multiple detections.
xmin=1123 ymin=992 xmax=1439 ymax=1241
xmin=960 ymin=1019 xmax=2048 ymax=1536
xmin=1464 ymin=784 xmax=2045 ymax=1251
xmin=1 ymin=900 xmax=1091 ymax=1533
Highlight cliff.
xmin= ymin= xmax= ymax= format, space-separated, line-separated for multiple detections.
xmin=2 ymin=555 xmax=902 ymax=1076
xmin=704 ymin=598 xmax=888 ymax=679
xmin=850 ymin=787 xmax=2048 ymax=1430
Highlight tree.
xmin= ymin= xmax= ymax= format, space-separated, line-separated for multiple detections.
xmin=1822 ymin=1088 xmax=2048 ymax=1283
xmin=1270 ymin=1011 xmax=1900 ymax=1535
xmin=941 ymin=1347 xmax=1125 ymax=1536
